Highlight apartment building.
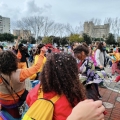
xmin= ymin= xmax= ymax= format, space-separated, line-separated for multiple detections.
xmin=0 ymin=15 xmax=10 ymax=33
xmin=13 ymin=29 xmax=31 ymax=40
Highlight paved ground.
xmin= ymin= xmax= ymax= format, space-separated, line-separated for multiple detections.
xmin=99 ymin=66 xmax=120 ymax=120
xmin=104 ymin=66 xmax=120 ymax=92
xmin=100 ymin=88 xmax=120 ymax=120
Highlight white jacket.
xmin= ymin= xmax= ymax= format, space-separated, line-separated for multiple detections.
xmin=95 ymin=49 xmax=106 ymax=66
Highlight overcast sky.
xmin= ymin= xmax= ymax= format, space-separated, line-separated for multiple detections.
xmin=0 ymin=0 xmax=119 ymax=28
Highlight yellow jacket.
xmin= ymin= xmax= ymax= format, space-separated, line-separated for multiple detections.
xmin=112 ymin=53 xmax=120 ymax=63
xmin=30 ymin=55 xmax=46 ymax=80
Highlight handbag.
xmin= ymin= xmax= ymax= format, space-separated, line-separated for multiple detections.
xmin=0 ymin=75 xmax=28 ymax=115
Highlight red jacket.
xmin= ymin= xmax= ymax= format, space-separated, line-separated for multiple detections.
xmin=26 ymin=84 xmax=73 ymax=120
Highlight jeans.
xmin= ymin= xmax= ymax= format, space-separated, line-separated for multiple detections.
xmin=0 ymin=111 xmax=21 ymax=120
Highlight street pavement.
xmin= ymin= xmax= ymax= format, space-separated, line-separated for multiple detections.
xmin=25 ymin=62 xmax=120 ymax=92
xmin=104 ymin=66 xmax=120 ymax=93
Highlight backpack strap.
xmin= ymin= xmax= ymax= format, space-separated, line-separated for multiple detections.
xmin=38 ymin=86 xmax=43 ymax=98
xmin=38 ymin=86 xmax=60 ymax=103
xmin=50 ymin=95 xmax=60 ymax=103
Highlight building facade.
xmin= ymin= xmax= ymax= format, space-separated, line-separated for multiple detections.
xmin=13 ymin=30 xmax=31 ymax=40
xmin=84 ymin=21 xmax=110 ymax=38
xmin=0 ymin=15 xmax=10 ymax=33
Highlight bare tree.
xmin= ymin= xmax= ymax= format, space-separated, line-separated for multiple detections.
xmin=74 ymin=22 xmax=84 ymax=34
xmin=114 ymin=17 xmax=120 ymax=38
xmin=42 ymin=17 xmax=54 ymax=37
xmin=57 ymin=24 xmax=65 ymax=37
xmin=16 ymin=16 xmax=45 ymax=41
xmin=50 ymin=23 xmax=58 ymax=36
xmin=64 ymin=22 xmax=84 ymax=37
xmin=34 ymin=16 xmax=44 ymax=38
xmin=105 ymin=17 xmax=120 ymax=40
xmin=17 ymin=18 xmax=31 ymax=40
xmin=91 ymin=18 xmax=102 ymax=25
xmin=17 ymin=17 xmax=36 ymax=40
xmin=65 ymin=23 xmax=75 ymax=35
xmin=104 ymin=17 xmax=112 ymax=32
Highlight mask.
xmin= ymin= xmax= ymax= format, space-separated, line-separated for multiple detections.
xmin=103 ymin=47 xmax=106 ymax=51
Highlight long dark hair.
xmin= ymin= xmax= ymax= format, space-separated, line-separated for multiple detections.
xmin=35 ymin=44 xmax=45 ymax=55
xmin=40 ymin=53 xmax=86 ymax=107
xmin=97 ymin=42 xmax=104 ymax=52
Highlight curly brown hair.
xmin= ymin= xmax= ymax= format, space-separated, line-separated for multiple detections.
xmin=0 ymin=50 xmax=18 ymax=75
xmin=40 ymin=53 xmax=86 ymax=107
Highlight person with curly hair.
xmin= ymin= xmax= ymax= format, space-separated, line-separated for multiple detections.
xmin=26 ymin=52 xmax=86 ymax=120
xmin=0 ymin=46 xmax=47 ymax=120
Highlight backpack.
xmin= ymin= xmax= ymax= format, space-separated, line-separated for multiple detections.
xmin=22 ymin=87 xmax=60 ymax=120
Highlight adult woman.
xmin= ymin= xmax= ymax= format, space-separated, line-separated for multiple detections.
xmin=26 ymin=53 xmax=86 ymax=120
xmin=30 ymin=44 xmax=46 ymax=80
xmin=0 ymin=46 xmax=46 ymax=120
xmin=73 ymin=43 xmax=105 ymax=100
xmin=95 ymin=42 xmax=108 ymax=69
xmin=95 ymin=42 xmax=110 ymax=88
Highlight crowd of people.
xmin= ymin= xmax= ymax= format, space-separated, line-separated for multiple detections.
xmin=0 ymin=37 xmax=120 ymax=120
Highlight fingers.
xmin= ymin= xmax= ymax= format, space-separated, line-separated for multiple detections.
xmin=98 ymin=105 xmax=105 ymax=115
xmin=97 ymin=113 xmax=104 ymax=120
xmin=94 ymin=100 xmax=103 ymax=108
xmin=83 ymin=99 xmax=94 ymax=103
xmin=95 ymin=103 xmax=105 ymax=120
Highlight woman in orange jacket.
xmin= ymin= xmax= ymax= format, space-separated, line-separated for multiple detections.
xmin=0 ymin=46 xmax=47 ymax=120
xmin=30 ymin=44 xmax=46 ymax=80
